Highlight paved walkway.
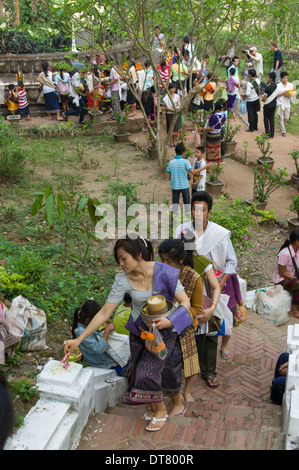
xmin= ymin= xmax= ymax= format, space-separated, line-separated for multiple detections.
xmin=77 ymin=311 xmax=296 ymax=451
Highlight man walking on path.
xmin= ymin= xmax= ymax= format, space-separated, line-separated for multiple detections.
xmin=270 ymin=42 xmax=283 ymax=84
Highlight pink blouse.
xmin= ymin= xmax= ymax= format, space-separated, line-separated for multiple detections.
xmin=273 ymin=245 xmax=299 ymax=284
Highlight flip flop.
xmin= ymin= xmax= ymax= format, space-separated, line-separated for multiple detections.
xmin=205 ymin=375 xmax=219 ymax=389
xmin=143 ymin=413 xmax=153 ymax=421
xmin=220 ymin=349 xmax=231 ymax=360
xmin=145 ymin=415 xmax=168 ymax=432
xmin=173 ymin=408 xmax=186 ymax=416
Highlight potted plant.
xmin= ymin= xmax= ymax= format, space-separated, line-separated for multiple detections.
xmin=7 ymin=110 xmax=21 ymax=122
xmin=255 ymin=134 xmax=275 ymax=170
xmin=223 ymin=114 xmax=241 ymax=155
xmin=245 ymin=163 xmax=288 ymax=210
xmin=113 ymin=104 xmax=131 ymax=143
xmin=194 ymin=109 xmax=208 ymax=147
xmin=206 ymin=164 xmax=225 ymax=198
xmin=287 ymin=194 xmax=299 ymax=233
xmin=289 ymin=149 xmax=299 ymax=191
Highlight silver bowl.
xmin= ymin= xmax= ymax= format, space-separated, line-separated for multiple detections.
xmin=140 ymin=299 xmax=176 ymax=325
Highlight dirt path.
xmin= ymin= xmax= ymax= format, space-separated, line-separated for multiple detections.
xmin=20 ymin=105 xmax=298 ymax=222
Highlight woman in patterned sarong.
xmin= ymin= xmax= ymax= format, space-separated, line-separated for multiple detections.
xmin=205 ymin=100 xmax=226 ymax=168
xmin=159 ymin=232 xmax=203 ymax=405
xmin=64 ymin=235 xmax=194 ymax=432
xmin=273 ymin=229 xmax=299 ymax=318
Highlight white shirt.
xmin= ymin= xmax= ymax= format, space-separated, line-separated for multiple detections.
xmin=193 ymin=158 xmax=207 ymax=191
xmin=245 ymin=78 xmax=260 ymax=102
xmin=42 ymin=71 xmax=55 ymax=94
xmin=276 ymin=81 xmax=293 ymax=109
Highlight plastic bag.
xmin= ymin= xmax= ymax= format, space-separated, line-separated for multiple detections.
xmin=194 ymin=128 xmax=201 ymax=146
xmin=253 ymin=285 xmax=288 ymax=326
xmin=141 ymin=324 xmax=167 ymax=360
xmin=206 ymin=294 xmax=233 ymax=337
xmin=106 ymin=331 xmax=131 ymax=367
xmin=239 ymin=99 xmax=247 ymax=114
xmin=4 ymin=295 xmax=47 ymax=352
xmin=233 ymin=303 xmax=246 ymax=327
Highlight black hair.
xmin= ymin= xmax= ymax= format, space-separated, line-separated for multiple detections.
xmin=268 ymin=71 xmax=276 ymax=82
xmin=183 ymin=36 xmax=190 ymax=43
xmin=191 ymin=190 xmax=213 ymax=211
xmin=280 ymin=71 xmax=288 ymax=79
xmin=59 ymin=68 xmax=64 ymax=80
xmin=71 ymin=299 xmax=101 ymax=338
xmin=175 ymin=142 xmax=186 ymax=155
xmin=113 ymin=234 xmax=154 ymax=264
xmin=160 ymin=60 xmax=167 ymax=67
xmin=8 ymin=83 xmax=14 ymax=90
xmin=229 ymin=67 xmax=236 ymax=75
xmin=214 ymin=100 xmax=223 ymax=112
xmin=42 ymin=60 xmax=49 ymax=77
xmin=278 ymin=229 xmax=299 ymax=254
xmin=232 ymin=56 xmax=239 ymax=62
xmin=0 ymin=372 xmax=14 ymax=450
xmin=248 ymin=68 xmax=256 ymax=77
xmin=158 ymin=229 xmax=195 ymax=269
xmin=124 ymin=293 xmax=132 ymax=304
xmin=18 ymin=81 xmax=24 ymax=88
xmin=150 ymin=85 xmax=157 ymax=94
xmin=196 ymin=146 xmax=205 ymax=154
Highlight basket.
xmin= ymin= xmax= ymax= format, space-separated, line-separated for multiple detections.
xmin=146 ymin=295 xmax=168 ymax=315
xmin=140 ymin=299 xmax=176 ymax=325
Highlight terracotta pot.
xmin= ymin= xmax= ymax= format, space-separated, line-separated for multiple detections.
xmin=206 ymin=179 xmax=225 ymax=198
xmin=256 ymin=157 xmax=275 ymax=170
xmin=113 ymin=132 xmax=130 ymax=143
xmin=224 ymin=141 xmax=237 ymax=155
xmin=290 ymin=174 xmax=299 ymax=191
xmin=245 ymin=199 xmax=268 ymax=211
xmin=287 ymin=217 xmax=299 ymax=234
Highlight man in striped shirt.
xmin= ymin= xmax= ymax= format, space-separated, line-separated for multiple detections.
xmin=167 ymin=142 xmax=205 ymax=215
xmin=158 ymin=60 xmax=170 ymax=94
xmin=16 ymin=82 xmax=30 ymax=121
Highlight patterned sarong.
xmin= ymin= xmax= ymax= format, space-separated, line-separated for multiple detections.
xmin=206 ymin=132 xmax=221 ymax=162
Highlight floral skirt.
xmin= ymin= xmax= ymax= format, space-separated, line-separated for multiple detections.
xmin=123 ymin=329 xmax=183 ymax=405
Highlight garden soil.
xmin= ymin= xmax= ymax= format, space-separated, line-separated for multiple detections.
xmin=4 ymin=107 xmax=299 ymax=449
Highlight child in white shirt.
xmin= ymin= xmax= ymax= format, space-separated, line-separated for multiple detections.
xmin=191 ymin=146 xmax=211 ymax=194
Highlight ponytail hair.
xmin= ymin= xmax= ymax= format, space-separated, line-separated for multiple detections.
xmin=114 ymin=234 xmax=154 ymax=263
xmin=278 ymin=229 xmax=299 ymax=254
xmin=158 ymin=229 xmax=196 ymax=268
xmin=71 ymin=299 xmax=101 ymax=338
xmin=42 ymin=60 xmax=49 ymax=77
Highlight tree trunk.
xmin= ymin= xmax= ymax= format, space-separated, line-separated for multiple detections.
xmin=15 ymin=0 xmax=20 ymax=25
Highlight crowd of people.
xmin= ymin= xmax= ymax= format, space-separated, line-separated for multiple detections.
xmin=63 ymin=189 xmax=244 ymax=432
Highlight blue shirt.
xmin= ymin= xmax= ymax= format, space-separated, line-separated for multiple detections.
xmin=167 ymin=155 xmax=192 ymax=190
xmin=273 ymin=50 xmax=283 ymax=69
xmin=227 ymin=65 xmax=238 ymax=78
xmin=75 ymin=323 xmax=118 ymax=369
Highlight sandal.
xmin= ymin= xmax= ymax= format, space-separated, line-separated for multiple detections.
xmin=143 ymin=413 xmax=153 ymax=421
xmin=145 ymin=415 xmax=168 ymax=432
xmin=220 ymin=349 xmax=231 ymax=360
xmin=205 ymin=375 xmax=219 ymax=389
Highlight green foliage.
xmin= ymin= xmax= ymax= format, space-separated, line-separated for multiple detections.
xmin=8 ymin=379 xmax=38 ymax=403
xmin=289 ymin=195 xmax=299 ymax=221
xmin=224 ymin=116 xmax=241 ymax=142
xmin=208 ymin=165 xmax=223 ymax=182
xmin=289 ymin=149 xmax=299 ymax=176
xmin=0 ymin=266 xmax=29 ymax=299
xmin=210 ymin=196 xmax=260 ymax=254
xmin=253 ymin=164 xmax=288 ymax=203
xmin=0 ymin=118 xmax=27 ymax=182
xmin=255 ymin=134 xmax=273 ymax=159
